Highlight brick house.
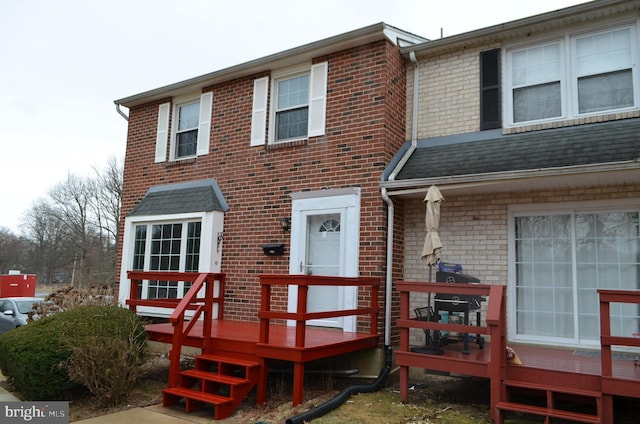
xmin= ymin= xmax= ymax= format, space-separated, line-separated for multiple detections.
xmin=113 ymin=2 xmax=640 ymax=420
xmin=114 ymin=23 xmax=427 ymax=371
xmin=384 ymin=0 xmax=640 ymax=351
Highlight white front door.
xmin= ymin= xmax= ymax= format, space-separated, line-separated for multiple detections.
xmin=304 ymin=212 xmax=343 ymax=327
xmin=288 ymin=188 xmax=360 ymax=331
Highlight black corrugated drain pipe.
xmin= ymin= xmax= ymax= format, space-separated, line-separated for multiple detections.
xmin=285 ymin=346 xmax=392 ymax=424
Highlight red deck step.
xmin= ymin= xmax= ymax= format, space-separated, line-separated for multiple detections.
xmin=495 ymin=401 xmax=600 ymax=423
xmin=162 ymin=353 xmax=262 ymax=420
xmin=497 ymin=380 xmax=602 ymax=424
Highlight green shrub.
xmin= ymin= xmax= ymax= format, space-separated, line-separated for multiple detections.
xmin=0 ymin=305 xmax=147 ymax=401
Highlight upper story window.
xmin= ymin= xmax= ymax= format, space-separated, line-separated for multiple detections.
xmin=511 ymin=42 xmax=563 ymax=123
xmin=250 ymin=62 xmax=328 ymax=146
xmin=154 ymin=92 xmax=213 ymax=163
xmin=574 ymin=27 xmax=634 ymax=114
xmin=506 ymin=25 xmax=637 ymax=126
xmin=275 ymin=74 xmax=310 ymax=142
xmin=175 ymin=100 xmax=199 ymax=158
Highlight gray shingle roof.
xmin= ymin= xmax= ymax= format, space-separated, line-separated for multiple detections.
xmin=394 ymin=119 xmax=640 ymax=181
xmin=128 ymin=179 xmax=228 ymax=217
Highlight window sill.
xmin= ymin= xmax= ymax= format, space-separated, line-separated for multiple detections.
xmin=266 ymin=138 xmax=308 ymax=151
xmin=165 ymin=157 xmax=197 ymax=167
xmin=503 ymin=109 xmax=640 ymax=135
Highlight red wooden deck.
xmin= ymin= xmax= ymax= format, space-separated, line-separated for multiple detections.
xmin=399 ymin=340 xmax=639 ymax=381
xmin=397 ymin=281 xmax=640 ymax=424
xmin=145 ymin=319 xmax=379 ymax=361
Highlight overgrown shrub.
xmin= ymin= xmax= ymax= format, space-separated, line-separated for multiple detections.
xmin=0 ymin=305 xmax=147 ymax=402
xmin=63 ymin=314 xmax=147 ymax=406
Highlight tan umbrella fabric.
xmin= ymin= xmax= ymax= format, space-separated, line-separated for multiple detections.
xmin=421 ymin=185 xmax=444 ymax=267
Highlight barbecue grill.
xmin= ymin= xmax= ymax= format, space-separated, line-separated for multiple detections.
xmin=434 ymin=270 xmax=485 ymax=353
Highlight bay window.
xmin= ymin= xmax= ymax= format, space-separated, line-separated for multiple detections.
xmin=132 ymin=221 xmax=202 ymax=299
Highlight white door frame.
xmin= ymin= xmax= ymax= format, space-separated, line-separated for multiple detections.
xmin=288 ymin=187 xmax=360 ymax=332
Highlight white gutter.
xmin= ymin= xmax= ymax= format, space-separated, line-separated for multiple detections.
xmin=381 ymin=187 xmax=393 ymax=347
xmin=115 ymin=104 xmax=129 ymax=122
xmin=381 ymin=160 xmax=640 ymax=193
xmin=388 ymin=51 xmax=419 ymax=181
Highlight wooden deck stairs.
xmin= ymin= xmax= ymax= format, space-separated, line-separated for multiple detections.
xmin=126 ymin=271 xmax=380 ymax=420
xmin=162 ymin=353 xmax=261 ymax=420
xmin=496 ymin=367 xmax=604 ymax=423
xmin=496 ymin=382 xmax=601 ymax=423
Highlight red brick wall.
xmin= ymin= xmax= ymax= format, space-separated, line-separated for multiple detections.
xmin=117 ymin=39 xmax=407 ymax=342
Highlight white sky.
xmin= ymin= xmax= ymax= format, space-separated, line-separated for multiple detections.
xmin=0 ymin=0 xmax=589 ymax=233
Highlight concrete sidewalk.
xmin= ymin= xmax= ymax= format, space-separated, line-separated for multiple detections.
xmin=0 ymin=383 xmax=20 ymax=403
xmin=0 ymin=384 xmax=211 ymax=424
xmin=73 ymin=404 xmax=212 ymax=424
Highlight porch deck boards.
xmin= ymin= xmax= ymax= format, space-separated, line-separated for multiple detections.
xmin=511 ymin=344 xmax=639 ymax=381
xmin=146 ymin=319 xmax=379 ymax=357
xmin=400 ymin=342 xmax=640 ymax=384
xmin=409 ymin=341 xmax=639 ymax=381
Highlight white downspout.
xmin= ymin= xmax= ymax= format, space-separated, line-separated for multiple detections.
xmin=388 ymin=51 xmax=420 ymax=181
xmin=381 ymin=51 xmax=420 ymax=345
xmin=381 ymin=187 xmax=394 ymax=347
xmin=409 ymin=51 xmax=419 ymax=147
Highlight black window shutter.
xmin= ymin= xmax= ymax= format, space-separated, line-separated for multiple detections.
xmin=480 ymin=49 xmax=501 ymax=130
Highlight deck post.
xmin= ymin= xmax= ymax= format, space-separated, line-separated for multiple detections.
xmin=399 ymin=287 xmax=409 ymax=402
xmin=256 ymin=358 xmax=268 ymax=405
xmin=602 ymin=394 xmax=613 ymax=424
xmin=292 ymin=361 xmax=305 ymax=406
xmin=487 ymin=285 xmax=506 ymax=422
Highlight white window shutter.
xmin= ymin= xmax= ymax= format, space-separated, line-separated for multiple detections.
xmin=197 ymin=92 xmax=213 ymax=156
xmin=250 ymin=77 xmax=269 ymax=146
xmin=308 ymin=62 xmax=328 ymax=137
xmin=155 ymin=102 xmax=170 ymax=163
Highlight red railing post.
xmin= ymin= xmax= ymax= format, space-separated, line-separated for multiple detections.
xmin=259 ymin=280 xmax=272 ymax=344
xmin=486 ymin=284 xmax=506 ymax=422
xmin=296 ymin=283 xmax=308 ymax=348
xmin=599 ymin=294 xmax=613 ymax=378
xmin=128 ymin=275 xmax=140 ymax=313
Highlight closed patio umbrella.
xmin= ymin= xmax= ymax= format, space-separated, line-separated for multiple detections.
xmin=421 ymin=185 xmax=444 ymax=275
xmin=414 ymin=185 xmax=445 ymax=355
